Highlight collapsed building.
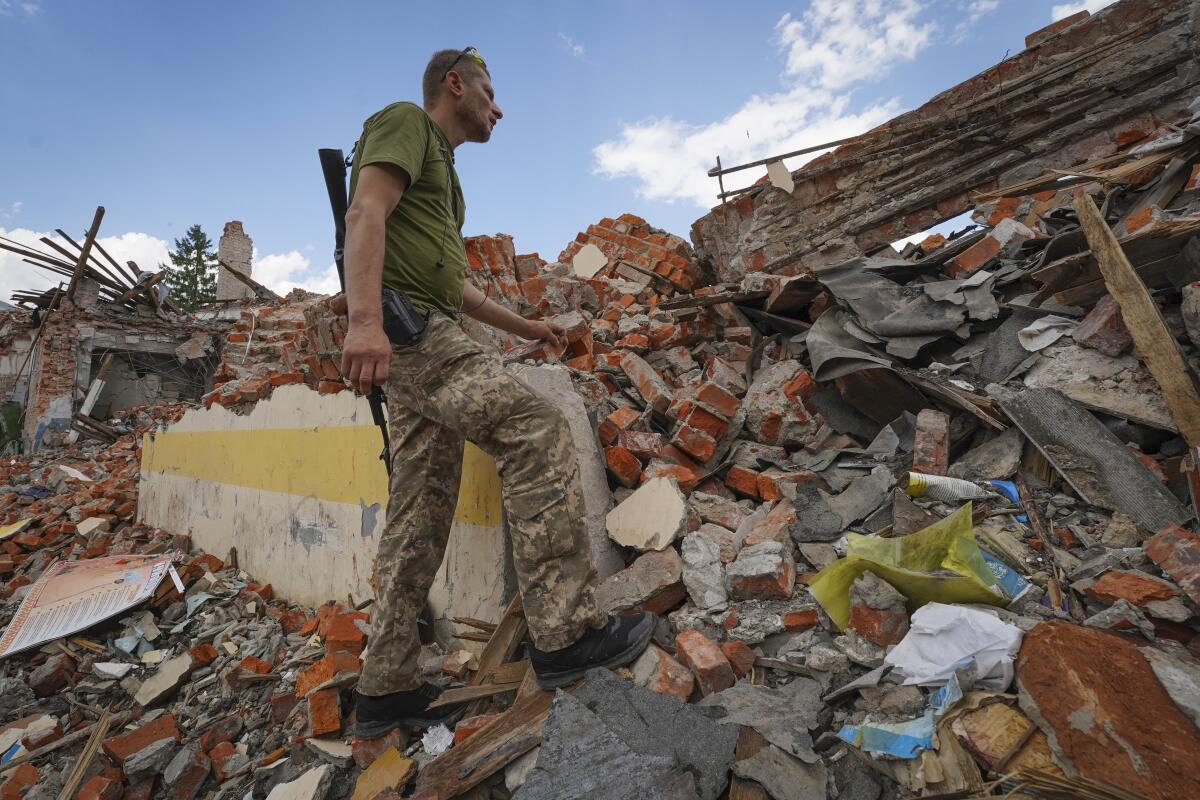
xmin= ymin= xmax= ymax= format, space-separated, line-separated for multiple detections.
xmin=2 ymin=1 xmax=1200 ymax=799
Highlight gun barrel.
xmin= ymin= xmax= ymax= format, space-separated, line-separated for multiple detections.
xmin=318 ymin=148 xmax=349 ymax=288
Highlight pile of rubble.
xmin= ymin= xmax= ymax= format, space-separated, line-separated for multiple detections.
xmin=2 ymin=3 xmax=1200 ymax=799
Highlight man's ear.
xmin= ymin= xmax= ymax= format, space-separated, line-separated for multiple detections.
xmin=445 ymin=70 xmax=466 ymax=100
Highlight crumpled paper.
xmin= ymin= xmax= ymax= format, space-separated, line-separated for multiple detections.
xmin=884 ymin=603 xmax=1023 ymax=691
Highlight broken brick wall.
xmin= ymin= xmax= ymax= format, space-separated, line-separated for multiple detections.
xmin=691 ymin=0 xmax=1199 ymax=281
xmin=559 ymin=214 xmax=705 ymax=291
xmin=21 ymin=306 xmax=78 ymax=450
xmin=19 ymin=307 xmax=225 ymax=450
xmin=0 ymin=311 xmax=35 ymax=402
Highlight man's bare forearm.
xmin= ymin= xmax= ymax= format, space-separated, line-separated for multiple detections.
xmin=462 ymin=281 xmax=536 ymax=338
xmin=343 ymin=208 xmax=386 ymax=328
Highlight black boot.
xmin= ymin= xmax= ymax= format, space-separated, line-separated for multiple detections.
xmin=529 ymin=612 xmax=656 ymax=689
xmin=354 ymin=682 xmax=468 ymax=738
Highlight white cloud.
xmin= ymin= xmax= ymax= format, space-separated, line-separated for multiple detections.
xmin=953 ymin=0 xmax=1000 ymax=42
xmin=1051 ymin=0 xmax=1113 ymax=21
xmin=0 ymin=0 xmax=41 ymax=15
xmin=558 ymin=32 xmax=584 ymax=58
xmin=776 ymin=0 xmax=934 ymax=91
xmin=593 ymin=0 xmax=938 ymax=208
xmin=251 ymin=249 xmax=340 ymax=296
xmin=0 ymin=201 xmax=22 ymax=221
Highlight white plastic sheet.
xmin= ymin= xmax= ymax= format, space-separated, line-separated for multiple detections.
xmin=883 ymin=603 xmax=1023 ymax=691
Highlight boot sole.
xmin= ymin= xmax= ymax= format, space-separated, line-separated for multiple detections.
xmin=533 ymin=616 xmax=656 ymax=690
xmin=354 ymin=703 xmax=468 ymax=739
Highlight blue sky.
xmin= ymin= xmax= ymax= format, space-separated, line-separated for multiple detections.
xmin=0 ymin=0 xmax=1113 ymax=300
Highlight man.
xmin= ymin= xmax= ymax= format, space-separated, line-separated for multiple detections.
xmin=338 ymin=48 xmax=655 ymax=739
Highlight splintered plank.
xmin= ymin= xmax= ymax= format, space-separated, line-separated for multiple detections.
xmin=730 ymin=727 xmax=770 ymax=800
xmin=990 ymin=386 xmax=1189 ymax=532
xmin=462 ymin=595 xmax=527 ymax=718
xmin=411 ymin=680 xmax=553 ymax=800
xmin=1074 ymin=190 xmax=1200 ymax=448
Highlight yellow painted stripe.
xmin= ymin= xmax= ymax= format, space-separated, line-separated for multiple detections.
xmin=140 ymin=426 xmax=502 ymax=527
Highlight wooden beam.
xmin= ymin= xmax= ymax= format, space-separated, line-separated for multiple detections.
xmin=1073 ymin=190 xmax=1200 ymax=447
xmin=412 ymin=679 xmax=552 ymax=800
xmin=65 ymin=207 xmax=104 ymax=301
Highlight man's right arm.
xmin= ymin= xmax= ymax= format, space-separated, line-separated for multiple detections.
xmin=340 ymin=163 xmax=410 ymax=394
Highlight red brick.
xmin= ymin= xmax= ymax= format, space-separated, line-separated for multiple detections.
xmin=308 ymin=689 xmax=342 ymax=738
xmin=682 ymin=406 xmax=728 ymax=439
xmin=164 ymin=747 xmax=210 ymax=800
xmin=947 ymin=235 xmax=1001 ymax=277
xmin=1074 ymin=295 xmax=1132 ymax=357
xmin=721 ymin=640 xmax=757 ymax=679
xmin=695 ymin=383 xmax=741 ymax=418
xmin=620 ymin=353 xmax=673 ymax=412
xmin=605 ymin=445 xmax=642 ymax=489
xmin=724 ymin=465 xmax=760 ymax=498
xmin=641 ymin=461 xmax=700 ymax=493
xmin=674 ymin=630 xmax=736 ymax=696
xmin=617 ymin=430 xmax=663 ymax=462
xmin=727 ymin=544 xmax=796 ymax=601
xmin=325 ymin=611 xmax=369 ymax=656
xmin=268 ymin=371 xmax=305 ymax=387
xmin=912 ymin=409 xmax=950 ymax=476
xmin=1086 ymin=570 xmax=1181 ymax=607
xmin=103 ymin=714 xmax=180 ymax=764
xmin=190 ymin=642 xmax=219 ymax=667
xmin=783 ymin=609 xmax=820 ymax=632
xmin=198 ymin=716 xmax=243 ymax=752
xmin=453 ymin=714 xmax=499 ymax=745
xmin=208 ymin=741 xmax=239 ymax=781
xmin=672 ymin=424 xmax=718 ymax=463
xmin=123 ymin=780 xmax=155 ymax=800
xmin=351 ymin=728 xmax=406 ymax=769
xmin=78 ymin=775 xmax=123 ymax=800
xmin=235 ymin=656 xmax=273 ymax=675
xmin=270 ymin=690 xmax=299 ymax=723
xmin=631 ymin=643 xmax=694 ymax=702
xmin=1146 ymin=525 xmax=1200 ymax=605
xmin=599 ymin=406 xmax=640 ymax=446
xmin=296 ymin=652 xmax=363 ymax=698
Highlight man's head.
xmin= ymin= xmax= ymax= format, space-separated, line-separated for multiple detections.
xmin=422 ymin=47 xmax=503 ymax=143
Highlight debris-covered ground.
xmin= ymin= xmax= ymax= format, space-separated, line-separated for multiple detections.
xmin=3 ymin=4 xmax=1200 ymax=800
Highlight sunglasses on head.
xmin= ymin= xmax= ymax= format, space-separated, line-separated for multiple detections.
xmin=441 ymin=47 xmax=487 ymax=83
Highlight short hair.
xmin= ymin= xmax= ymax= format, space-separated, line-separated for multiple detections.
xmin=423 ymin=48 xmax=489 ymax=108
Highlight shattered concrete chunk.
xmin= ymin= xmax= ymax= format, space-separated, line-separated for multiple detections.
xmin=133 ymin=653 xmax=193 ymax=707
xmin=595 ymin=548 xmax=686 ymax=614
xmin=726 ymin=541 xmax=795 ymax=601
xmin=606 ymin=477 xmax=688 ymax=551
xmin=788 ymin=483 xmax=844 ymax=543
xmin=681 ymin=530 xmax=728 ymax=609
xmin=948 ymin=427 xmax=1023 ymax=481
xmin=699 ymin=677 xmax=825 ymax=762
xmin=572 ymin=668 xmax=737 ymax=800
xmin=269 ymin=765 xmax=335 ymax=800
xmin=514 ymin=692 xmax=700 ymax=800
xmin=732 ymin=742 xmax=827 ymax=800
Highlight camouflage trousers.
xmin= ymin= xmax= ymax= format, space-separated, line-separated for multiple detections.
xmin=358 ymin=313 xmax=606 ymax=696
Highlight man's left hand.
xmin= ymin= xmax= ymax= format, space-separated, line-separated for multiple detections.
xmin=524 ymin=320 xmax=564 ymax=349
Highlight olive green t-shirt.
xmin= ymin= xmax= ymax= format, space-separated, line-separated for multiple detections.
xmin=348 ymin=102 xmax=467 ymax=316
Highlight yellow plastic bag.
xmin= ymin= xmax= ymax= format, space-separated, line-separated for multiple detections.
xmin=808 ymin=503 xmax=1007 ymax=630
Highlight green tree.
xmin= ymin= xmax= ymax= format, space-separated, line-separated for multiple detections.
xmin=162 ymin=224 xmax=217 ymax=310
